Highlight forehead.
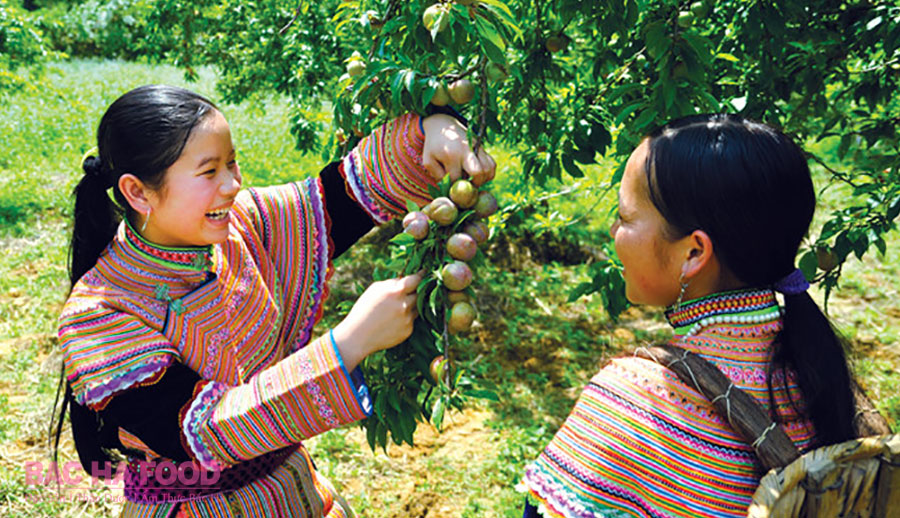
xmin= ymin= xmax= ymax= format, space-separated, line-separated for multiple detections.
xmin=620 ymin=140 xmax=650 ymax=203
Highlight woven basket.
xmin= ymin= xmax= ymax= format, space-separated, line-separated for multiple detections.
xmin=748 ymin=433 xmax=900 ymax=518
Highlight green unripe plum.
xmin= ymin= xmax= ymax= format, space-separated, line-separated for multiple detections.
xmin=446 ymin=290 xmax=471 ymax=304
xmin=429 ymin=197 xmax=459 ymax=226
xmin=402 ymin=211 xmax=430 ymax=240
xmin=449 ymin=179 xmax=478 ymax=208
xmin=677 ymin=11 xmax=695 ymax=28
xmin=423 ymin=4 xmax=448 ymax=33
xmin=447 ymin=233 xmax=478 ymax=261
xmin=816 ymin=246 xmax=839 ymax=272
xmin=441 ymin=260 xmax=473 ymax=291
xmin=431 ymin=83 xmax=451 ymax=106
xmin=347 ymin=60 xmax=366 ymax=77
xmin=448 ymin=79 xmax=475 ymax=104
xmin=545 ymin=35 xmax=569 ymax=53
xmin=473 ymin=191 xmax=498 ymax=218
xmin=485 ymin=62 xmax=508 ymax=82
xmin=462 ymin=221 xmax=489 ymax=244
xmin=430 ymin=355 xmax=449 ymax=384
xmin=690 ymin=1 xmax=709 ymax=19
xmin=447 ymin=301 xmax=476 ymax=334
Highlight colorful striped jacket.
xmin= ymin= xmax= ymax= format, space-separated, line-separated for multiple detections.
xmin=521 ymin=288 xmax=816 ymax=518
xmin=59 ymin=114 xmax=435 ymax=517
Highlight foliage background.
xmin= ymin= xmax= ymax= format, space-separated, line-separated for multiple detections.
xmin=0 ymin=0 xmax=898 ymax=516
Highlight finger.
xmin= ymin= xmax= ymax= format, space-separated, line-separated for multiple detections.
xmin=480 ymin=148 xmax=497 ymax=183
xmin=421 ymin=153 xmax=445 ymax=181
xmin=398 ymin=272 xmax=423 ymax=294
xmin=444 ymin=157 xmax=462 ymax=183
xmin=464 ymin=152 xmax=486 ymax=185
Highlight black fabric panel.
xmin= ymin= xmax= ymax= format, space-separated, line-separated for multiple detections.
xmin=320 ymin=161 xmax=375 ymax=258
xmin=99 ymin=362 xmax=203 ymax=462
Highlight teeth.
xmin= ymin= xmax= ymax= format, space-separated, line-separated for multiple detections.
xmin=206 ymin=208 xmax=230 ymax=220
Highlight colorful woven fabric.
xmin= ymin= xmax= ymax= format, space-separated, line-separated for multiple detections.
xmin=59 ymin=175 xmax=372 ymax=517
xmin=521 ymin=288 xmax=816 ymax=518
xmin=340 ymin=112 xmax=436 ymax=223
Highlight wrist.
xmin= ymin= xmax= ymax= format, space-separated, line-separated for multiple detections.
xmin=331 ymin=323 xmax=366 ymax=372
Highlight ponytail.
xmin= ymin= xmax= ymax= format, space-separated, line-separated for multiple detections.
xmin=68 ymin=156 xmax=122 ymax=287
xmin=773 ymin=291 xmax=855 ymax=445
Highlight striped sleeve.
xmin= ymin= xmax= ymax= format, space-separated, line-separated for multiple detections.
xmin=340 ymin=113 xmax=437 ymax=224
xmin=181 ymin=334 xmax=372 ymax=470
xmin=59 ymin=297 xmax=179 ymax=411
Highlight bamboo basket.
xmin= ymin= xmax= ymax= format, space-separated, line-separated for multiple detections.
xmin=634 ymin=345 xmax=898 ymax=518
xmin=748 ymin=433 xmax=900 ymax=518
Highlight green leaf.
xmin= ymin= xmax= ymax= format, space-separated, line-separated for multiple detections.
xmin=406 ymin=199 xmax=420 ymax=213
xmin=431 ymin=397 xmax=446 ymax=430
xmin=462 ymin=389 xmax=500 ymax=402
xmin=390 ymin=232 xmax=416 ymax=245
xmin=715 ymin=53 xmax=740 ymax=62
xmin=798 ymin=249 xmax=817 ymax=279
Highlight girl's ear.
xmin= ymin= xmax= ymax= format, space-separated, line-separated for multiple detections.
xmin=681 ymin=229 xmax=715 ymax=280
xmin=118 ymin=174 xmax=154 ymax=214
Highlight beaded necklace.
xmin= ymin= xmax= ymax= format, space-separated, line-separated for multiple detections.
xmin=666 ymin=288 xmax=782 ymax=337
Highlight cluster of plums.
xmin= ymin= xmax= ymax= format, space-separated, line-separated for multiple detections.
xmin=401 ymin=178 xmax=497 ymax=382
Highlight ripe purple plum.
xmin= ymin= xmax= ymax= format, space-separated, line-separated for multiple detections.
xmin=402 ymin=211 xmax=430 ymax=240
xmin=462 ymin=221 xmax=489 ymax=245
xmin=430 ymin=355 xmax=449 ymax=384
xmin=473 ymin=191 xmax=498 ymax=218
xmin=447 ymin=301 xmax=476 ymax=333
xmin=429 ymin=197 xmax=459 ymax=226
xmin=441 ymin=260 xmax=473 ymax=291
xmin=446 ymin=233 xmax=477 ymax=261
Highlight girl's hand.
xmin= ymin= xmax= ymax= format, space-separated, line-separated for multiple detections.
xmin=421 ymin=114 xmax=496 ymax=187
xmin=331 ymin=273 xmax=422 ymax=371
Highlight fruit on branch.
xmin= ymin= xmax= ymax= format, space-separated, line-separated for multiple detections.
xmin=545 ymin=34 xmax=569 ymax=53
xmin=347 ymin=51 xmax=366 ymax=77
xmin=403 ymin=211 xmax=430 ymax=240
xmin=428 ymin=197 xmax=459 ymax=226
xmin=447 ymin=233 xmax=478 ymax=261
xmin=441 ymin=260 xmax=473 ymax=291
xmin=446 ymin=290 xmax=471 ymax=304
xmin=690 ymin=1 xmax=709 ymax=19
xmin=677 ymin=11 xmax=695 ymax=28
xmin=816 ymin=246 xmax=839 ymax=271
xmin=462 ymin=220 xmax=489 ymax=244
xmin=473 ymin=191 xmax=498 ymax=218
xmin=447 ymin=301 xmax=476 ymax=333
xmin=431 ymin=82 xmax=451 ymax=106
xmin=335 ymin=127 xmax=347 ymax=144
xmin=430 ymin=355 xmax=449 ymax=384
xmin=423 ymin=4 xmax=449 ymax=33
xmin=485 ymin=62 xmax=508 ymax=82
xmin=362 ymin=10 xmax=384 ymax=30
xmin=448 ymin=79 xmax=475 ymax=104
xmin=449 ymin=178 xmax=478 ymax=208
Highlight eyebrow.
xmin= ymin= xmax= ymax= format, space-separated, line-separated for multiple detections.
xmin=196 ymin=149 xmax=237 ymax=168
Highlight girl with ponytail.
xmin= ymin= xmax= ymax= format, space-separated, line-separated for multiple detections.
xmin=54 ymin=84 xmax=495 ymax=517
xmin=521 ymin=114 xmax=857 ymax=518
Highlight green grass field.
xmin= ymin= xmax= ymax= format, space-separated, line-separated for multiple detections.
xmin=0 ymin=59 xmax=897 ymax=517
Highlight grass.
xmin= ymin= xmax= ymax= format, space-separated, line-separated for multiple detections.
xmin=0 ymin=58 xmax=897 ymax=517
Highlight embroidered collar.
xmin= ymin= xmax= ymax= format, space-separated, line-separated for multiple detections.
xmin=665 ymin=287 xmax=781 ymax=337
xmin=122 ymin=218 xmax=214 ymax=274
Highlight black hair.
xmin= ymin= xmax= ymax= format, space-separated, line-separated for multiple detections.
xmin=52 ymin=85 xmax=218 ymax=476
xmin=644 ymin=114 xmax=856 ymax=447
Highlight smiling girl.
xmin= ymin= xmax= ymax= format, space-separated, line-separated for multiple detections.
xmin=56 ymin=84 xmax=494 ymax=517
xmin=521 ymin=114 xmax=859 ymax=518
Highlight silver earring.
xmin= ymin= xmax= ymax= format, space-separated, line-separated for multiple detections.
xmin=674 ymin=272 xmax=689 ymax=311
xmin=141 ymin=207 xmax=151 ymax=232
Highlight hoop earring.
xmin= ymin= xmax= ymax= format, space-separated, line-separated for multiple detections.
xmin=674 ymin=272 xmax=689 ymax=311
xmin=141 ymin=208 xmax=151 ymax=233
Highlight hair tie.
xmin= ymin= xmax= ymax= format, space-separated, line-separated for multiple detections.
xmin=773 ymin=268 xmax=809 ymax=295
xmin=81 ymin=154 xmax=113 ymax=189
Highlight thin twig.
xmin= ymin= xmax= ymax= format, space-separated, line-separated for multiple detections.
xmin=806 ymin=151 xmax=859 ymax=189
xmin=279 ymin=5 xmax=303 ymax=35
